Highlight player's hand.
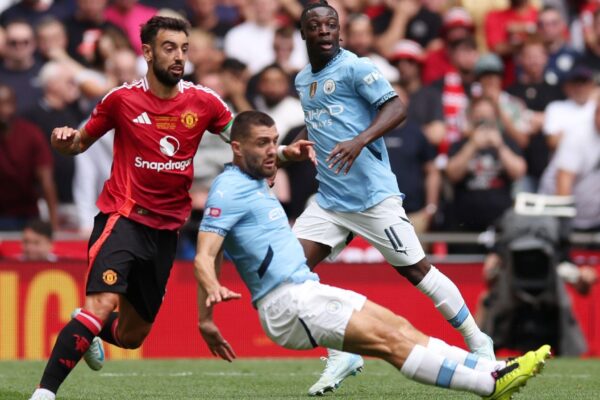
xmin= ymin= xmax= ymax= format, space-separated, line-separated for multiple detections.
xmin=326 ymin=138 xmax=363 ymax=175
xmin=198 ymin=320 xmax=237 ymax=362
xmin=205 ymin=285 xmax=242 ymax=307
xmin=283 ymin=140 xmax=316 ymax=166
xmin=51 ymin=126 xmax=79 ymax=154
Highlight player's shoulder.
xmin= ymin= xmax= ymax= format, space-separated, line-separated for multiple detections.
xmin=180 ymin=80 xmax=225 ymax=102
xmin=100 ymin=79 xmax=146 ymax=103
xmin=210 ymin=166 xmax=257 ymax=198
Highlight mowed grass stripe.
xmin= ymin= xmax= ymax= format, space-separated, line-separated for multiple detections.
xmin=1 ymin=358 xmax=599 ymax=399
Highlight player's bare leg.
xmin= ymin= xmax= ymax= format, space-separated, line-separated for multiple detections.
xmin=342 ymin=300 xmax=543 ymax=399
xmin=396 ymin=258 xmax=495 ymax=360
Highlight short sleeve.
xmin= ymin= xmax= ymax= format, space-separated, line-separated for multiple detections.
xmin=554 ymin=134 xmax=582 ymax=173
xmin=199 ymin=180 xmax=248 ymax=236
xmin=206 ymin=90 xmax=234 ymax=134
xmin=351 ymin=58 xmax=396 ymax=109
xmin=542 ymin=102 xmax=563 ymax=136
xmin=84 ymin=90 xmax=118 ymax=138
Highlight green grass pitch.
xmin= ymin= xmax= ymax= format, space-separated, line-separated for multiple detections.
xmin=2 ymin=358 xmax=599 ymax=399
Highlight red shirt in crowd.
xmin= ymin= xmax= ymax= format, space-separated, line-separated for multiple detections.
xmin=84 ymin=77 xmax=233 ymax=231
xmin=0 ymin=119 xmax=53 ymax=217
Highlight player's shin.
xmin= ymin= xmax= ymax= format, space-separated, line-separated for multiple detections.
xmin=427 ymin=337 xmax=505 ymax=371
xmin=39 ymin=310 xmax=103 ymax=393
xmin=415 ymin=266 xmax=494 ymax=358
xmin=400 ymin=344 xmax=495 ymax=396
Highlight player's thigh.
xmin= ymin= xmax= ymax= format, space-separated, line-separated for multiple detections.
xmin=86 ymin=213 xmax=137 ymax=303
xmin=257 ymin=281 xmax=365 ymax=351
xmin=115 ymin=294 xmax=153 ymax=340
xmin=293 ymin=199 xmax=352 ymax=263
xmin=338 ymin=196 xmax=425 ymax=267
xmin=124 ymin=228 xmax=178 ymax=324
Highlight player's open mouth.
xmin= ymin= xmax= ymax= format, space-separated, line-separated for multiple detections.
xmin=170 ymin=66 xmax=183 ymax=73
xmin=319 ymin=42 xmax=333 ymax=51
xmin=264 ymin=159 xmax=276 ymax=168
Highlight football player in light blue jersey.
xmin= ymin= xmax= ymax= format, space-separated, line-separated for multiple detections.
xmin=193 ymin=111 xmax=547 ymax=400
xmin=278 ymin=1 xmax=496 ymax=395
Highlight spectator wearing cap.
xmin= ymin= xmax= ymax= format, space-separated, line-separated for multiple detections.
xmin=538 ymin=64 xmax=598 ymax=195
xmin=422 ymin=7 xmax=476 ymax=85
xmin=508 ymin=36 xmax=564 ymax=192
xmin=484 ymin=0 xmax=539 ymax=86
xmin=345 ymin=13 xmax=398 ymax=83
xmin=390 ymin=39 xmax=424 ymax=95
xmin=538 ymin=5 xmax=580 ymax=85
xmin=553 ymin=100 xmax=600 ymax=232
xmin=373 ymin=0 xmax=443 ymax=58
xmin=473 ymin=52 xmax=533 ymax=150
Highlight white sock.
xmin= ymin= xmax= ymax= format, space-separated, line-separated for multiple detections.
xmin=400 ymin=344 xmax=495 ymax=396
xmin=416 ymin=266 xmax=482 ymax=341
xmin=31 ymin=388 xmax=56 ymax=399
xmin=427 ymin=337 xmax=505 ymax=372
xmin=327 ymin=348 xmax=344 ymax=358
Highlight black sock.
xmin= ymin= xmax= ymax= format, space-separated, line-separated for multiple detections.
xmin=39 ymin=318 xmax=97 ymax=393
xmin=99 ymin=312 xmax=121 ymax=346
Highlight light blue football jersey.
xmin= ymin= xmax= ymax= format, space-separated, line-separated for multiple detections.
xmin=295 ymin=49 xmax=403 ymax=212
xmin=199 ymin=164 xmax=318 ymax=305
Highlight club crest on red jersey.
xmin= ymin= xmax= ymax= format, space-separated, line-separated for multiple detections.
xmin=180 ymin=110 xmax=198 ymax=129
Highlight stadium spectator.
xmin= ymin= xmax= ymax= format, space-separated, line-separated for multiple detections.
xmin=0 ymin=19 xmax=43 ymax=114
xmin=105 ymin=0 xmax=157 ymax=55
xmin=63 ymin=0 xmax=125 ymax=66
xmin=373 ymin=0 xmax=443 ymax=55
xmin=425 ymin=36 xmax=479 ymax=159
xmin=538 ymin=5 xmax=580 ymax=85
xmin=422 ymin=7 xmax=476 ymax=86
xmin=385 ymin=85 xmax=441 ymax=234
xmin=185 ymin=0 xmax=235 ymax=44
xmin=19 ymin=218 xmax=57 ymax=262
xmin=183 ymin=28 xmax=224 ymax=83
xmin=286 ymin=3 xmax=494 ymax=396
xmin=0 ymin=0 xmax=73 ymax=28
xmin=578 ymin=8 xmax=600 ymax=81
xmin=25 ymin=61 xmax=84 ymax=230
xmin=473 ymin=53 xmax=533 ymax=149
xmin=344 ymin=13 xmax=398 ymax=83
xmin=484 ymin=0 xmax=539 ymax=85
xmin=34 ymin=16 xmax=67 ymax=62
xmin=223 ymin=0 xmax=307 ymax=74
xmin=194 ymin=110 xmax=547 ymax=400
xmin=508 ymin=36 xmax=564 ymax=192
xmin=273 ymin=26 xmax=302 ymax=75
xmin=0 ymin=84 xmax=58 ymax=231
xmin=553 ymin=100 xmax=600 ymax=231
xmin=253 ymin=63 xmax=304 ymax=143
xmin=445 ymin=96 xmax=526 ymax=232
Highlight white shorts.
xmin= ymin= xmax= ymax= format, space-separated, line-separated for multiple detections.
xmin=292 ymin=196 xmax=425 ymax=266
xmin=257 ymin=280 xmax=366 ymax=350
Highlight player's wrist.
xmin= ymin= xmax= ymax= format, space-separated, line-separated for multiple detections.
xmin=424 ymin=203 xmax=438 ymax=215
xmin=277 ymin=145 xmax=289 ymax=162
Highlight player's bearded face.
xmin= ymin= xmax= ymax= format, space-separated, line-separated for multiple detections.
xmin=242 ymin=125 xmax=278 ymax=179
xmin=152 ymin=55 xmax=184 ymax=87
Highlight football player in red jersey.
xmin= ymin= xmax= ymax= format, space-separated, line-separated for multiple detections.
xmin=30 ymin=16 xmax=313 ymax=400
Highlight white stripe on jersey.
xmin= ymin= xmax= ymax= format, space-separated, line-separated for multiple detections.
xmin=180 ymin=81 xmax=232 ymax=118
xmin=99 ymin=79 xmax=145 ymax=104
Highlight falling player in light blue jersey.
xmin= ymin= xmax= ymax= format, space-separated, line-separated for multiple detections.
xmin=193 ymin=110 xmax=548 ymax=400
xmin=277 ymin=1 xmax=496 ymax=395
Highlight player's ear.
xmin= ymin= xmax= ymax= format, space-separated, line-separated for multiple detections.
xmin=231 ymin=140 xmax=242 ymax=157
xmin=142 ymin=44 xmax=152 ymax=62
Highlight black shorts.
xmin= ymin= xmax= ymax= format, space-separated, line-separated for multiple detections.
xmin=86 ymin=212 xmax=178 ymax=323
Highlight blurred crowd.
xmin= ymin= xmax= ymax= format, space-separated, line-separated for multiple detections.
xmin=0 ymin=0 xmax=599 ymax=249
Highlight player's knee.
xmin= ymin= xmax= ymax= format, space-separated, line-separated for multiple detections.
xmin=381 ymin=328 xmax=411 ymax=358
xmin=84 ymin=293 xmax=119 ymax=321
xmin=117 ymin=331 xmax=148 ymax=349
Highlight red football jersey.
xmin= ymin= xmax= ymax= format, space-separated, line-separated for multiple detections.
xmin=84 ymin=78 xmax=233 ymax=230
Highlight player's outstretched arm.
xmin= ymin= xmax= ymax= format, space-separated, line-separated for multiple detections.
xmin=277 ymin=139 xmax=317 ymax=166
xmin=327 ymin=96 xmax=406 ymax=174
xmin=51 ymin=126 xmax=98 ymax=156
